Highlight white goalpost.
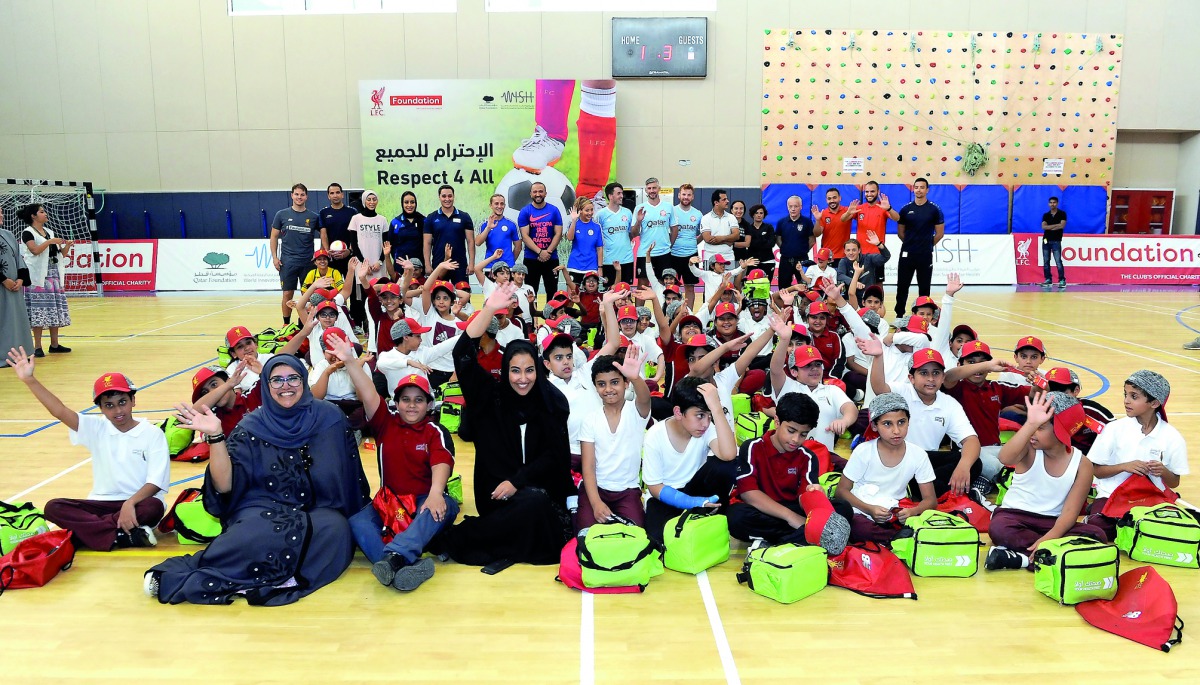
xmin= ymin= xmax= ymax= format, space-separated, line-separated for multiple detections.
xmin=0 ymin=179 xmax=101 ymax=296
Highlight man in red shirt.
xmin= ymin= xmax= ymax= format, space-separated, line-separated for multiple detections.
xmin=942 ymin=340 xmax=1033 ymax=501
xmin=854 ymin=181 xmax=900 ymax=256
xmin=813 ymin=188 xmax=854 ymax=259
xmin=726 ymin=392 xmax=853 ymax=553
xmin=805 ymin=301 xmax=844 ymax=379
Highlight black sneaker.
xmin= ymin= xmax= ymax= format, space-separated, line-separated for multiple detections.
xmin=49 ymin=344 xmax=72 ymax=353
xmin=371 ymin=552 xmax=407 ymax=587
xmin=130 ymin=525 xmax=157 ymax=548
xmin=33 ymin=348 xmax=45 ymax=358
xmin=970 ymin=486 xmax=997 ymax=513
xmin=985 ymin=546 xmax=1024 ymax=570
xmin=391 ymin=557 xmax=435 ymax=592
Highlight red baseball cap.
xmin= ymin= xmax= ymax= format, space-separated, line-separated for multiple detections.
xmin=456 ymin=310 xmax=491 ymax=331
xmin=610 ymin=282 xmax=631 ymax=293
xmin=740 ymin=369 xmax=767 ymax=394
xmin=790 ymin=323 xmax=811 ymax=339
xmin=713 ymin=254 xmax=729 ymax=264
xmin=750 ymin=393 xmax=776 ymax=412
xmin=683 ymin=334 xmax=716 ymax=350
xmin=190 ymin=366 xmax=227 ymax=403
xmin=1014 ymin=336 xmax=1046 ymax=354
xmin=378 ymin=283 xmax=402 ymax=297
xmin=321 ymin=327 xmax=350 ymax=348
xmin=313 ymin=287 xmax=338 ymax=301
xmin=714 ymin=302 xmax=739 ymax=319
xmin=803 ymin=290 xmax=821 ymax=302
xmin=394 ymin=372 xmax=433 ymax=400
xmin=225 ymin=325 xmax=254 ymax=348
xmin=792 ymin=345 xmax=824 ymax=367
xmin=1045 ymin=367 xmax=1077 ymax=386
xmin=546 ymin=313 xmax=571 ymax=328
xmin=455 ymin=281 xmax=471 ymax=292
xmin=1051 ymin=402 xmax=1104 ymax=447
xmin=93 ymin=372 xmax=135 ymax=401
xmin=617 ymin=305 xmax=638 ymax=321
xmin=312 ymin=248 xmax=330 ymax=260
xmin=816 ymin=247 xmax=833 ymax=261
xmin=911 ymin=296 xmax=939 ymax=312
xmin=824 ymin=377 xmax=848 ymax=393
xmin=806 ymin=302 xmax=829 ymax=317
xmin=904 ymin=317 xmax=931 ymax=335
xmin=396 ymin=317 xmax=431 ymax=336
xmin=910 ymin=348 xmax=946 ymax=370
xmin=582 ymin=270 xmax=600 ymax=281
xmin=541 ymin=331 xmax=575 ymax=352
xmin=314 ymin=299 xmax=339 ymax=315
xmin=959 ymin=340 xmax=993 ymax=360
xmin=677 ymin=314 xmax=703 ymax=332
xmin=951 ymin=324 xmax=978 ymax=341
xmin=430 ymin=280 xmax=455 ymax=297
xmin=747 ymin=268 xmax=767 ymax=281
xmin=664 ymin=285 xmax=682 ymax=296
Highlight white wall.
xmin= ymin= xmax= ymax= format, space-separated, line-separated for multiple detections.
xmin=1 ymin=0 xmax=1198 ymax=232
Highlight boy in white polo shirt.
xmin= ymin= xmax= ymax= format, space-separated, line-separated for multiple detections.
xmin=768 ymin=315 xmax=855 ymax=453
xmin=7 ymin=347 xmax=170 ymax=550
xmin=1085 ymin=370 xmax=1189 ymax=540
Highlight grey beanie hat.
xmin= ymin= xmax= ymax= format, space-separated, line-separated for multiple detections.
xmin=558 ymin=316 xmax=582 ymax=339
xmin=1045 ymin=391 xmax=1080 ymax=415
xmin=485 ymin=316 xmax=500 ymax=338
xmin=636 ymin=306 xmax=652 ymax=319
xmin=409 ymin=258 xmax=423 ymax=269
xmin=511 ymin=263 xmax=529 ymax=275
xmin=1126 ymin=370 xmax=1170 ymax=405
xmin=662 ymin=267 xmax=679 ymax=278
xmin=869 ymin=392 xmax=911 ymax=422
xmin=664 ymin=300 xmax=684 ymax=321
xmin=390 ymin=319 xmax=415 ymax=341
xmin=893 ymin=314 xmax=911 ymax=331
xmin=543 ymin=303 xmax=558 ymax=320
xmin=861 ymin=309 xmax=882 ymax=331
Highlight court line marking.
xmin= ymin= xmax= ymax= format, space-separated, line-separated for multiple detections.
xmin=580 ymin=592 xmax=595 ymax=685
xmin=1045 ymin=356 xmax=1109 ymax=400
xmin=697 ymin=570 xmax=741 ymax=685
xmin=6 ymin=458 xmax=92 ymax=501
xmin=954 ymin=301 xmax=1200 ymax=376
xmin=114 ymin=300 xmax=266 ymax=342
xmin=1176 ymin=304 xmax=1200 ymax=336
xmin=1073 ymin=295 xmax=1195 ymax=318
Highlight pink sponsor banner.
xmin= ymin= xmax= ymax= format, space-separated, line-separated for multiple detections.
xmin=62 ymin=239 xmax=158 ymax=291
xmin=1013 ymin=233 xmax=1200 ymax=285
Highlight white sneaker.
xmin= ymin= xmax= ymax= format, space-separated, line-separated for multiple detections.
xmin=512 ymin=125 xmax=564 ymax=173
xmin=143 ymin=571 xmax=160 ymax=599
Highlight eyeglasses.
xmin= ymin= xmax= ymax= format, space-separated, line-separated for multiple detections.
xmin=268 ymin=374 xmax=304 ymax=389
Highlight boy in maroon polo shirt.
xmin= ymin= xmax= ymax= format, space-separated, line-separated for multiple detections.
xmin=190 ymin=365 xmax=263 ymax=437
xmin=727 ymin=393 xmax=853 ymax=554
xmin=334 ymin=338 xmax=457 ymax=593
xmin=999 ymin=336 xmax=1048 ymax=422
xmin=942 ymin=340 xmax=1035 ymax=501
xmin=804 ymin=301 xmax=843 ymax=379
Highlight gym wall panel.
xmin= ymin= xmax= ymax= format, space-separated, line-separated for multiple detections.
xmin=171 ymin=192 xmax=207 ymax=239
xmin=789 ymin=0 xmax=850 ymax=26
xmin=662 ymin=126 xmax=715 ymax=188
xmin=963 ymin=0 xmax=1024 ymax=30
xmin=617 ymin=80 xmax=664 ymax=128
xmin=849 ymin=0 xmax=909 ymax=29
xmin=0 ymin=2 xmax=16 ymax=136
xmin=1085 ymin=1 xmax=1127 ymax=33
xmin=199 ymin=0 xmax=241 ymax=132
xmin=22 ymin=135 xmax=70 ymax=184
xmin=228 ymin=192 xmax=267 ymax=239
xmin=346 ymin=127 xmax=364 ymax=189
xmin=238 ymin=130 xmax=293 ymax=189
xmin=403 ymin=12 xmax=457 ymax=79
xmin=0 ymin=136 xmax=27 ymax=178
xmin=1023 ymin=0 xmax=1088 ymax=31
xmin=715 ymin=125 xmax=747 ymax=184
xmin=877 ymin=183 xmax=913 ymax=233
xmin=917 ymin=0 xmax=971 ymax=27
xmin=958 ymin=185 xmax=1009 ymax=235
xmin=12 ymin=1 xmax=64 ymax=136
xmin=208 ymin=131 xmax=245 ymax=190
xmin=711 ymin=6 xmax=748 ymax=129
xmin=1113 ymin=132 xmax=1179 ymax=188
xmin=53 ymin=0 xmax=105 ymax=135
xmin=107 ymin=132 xmax=161 ymax=191
xmin=158 ymin=131 xmax=213 ymax=191
xmin=290 ymin=129 xmax=352 ymax=194
xmin=231 ymin=16 xmax=290 ymax=131
xmin=455 ymin=3 xmax=491 ymax=79
xmin=925 ymin=185 xmax=961 ymax=235
xmin=64 ymin=133 xmax=112 ymax=190
xmin=614 ymin=126 xmax=662 ymax=189
xmin=760 ymin=183 xmax=811 ymax=223
xmin=1157 ymin=8 xmax=1200 ymax=131
xmin=284 ymin=16 xmax=349 ymax=130
xmin=342 ymin=14 xmax=407 ymax=128
xmin=1011 ymin=184 xmax=1058 ymax=233
xmin=663 ymin=77 xmax=717 ymax=128
xmin=486 ymin=13 xmax=540 ymax=79
xmin=1117 ymin=0 xmax=1165 ymax=129
xmin=200 ymin=192 xmax=234 ymax=239
xmin=541 ymin=13 xmax=605 ymax=80
xmin=148 ymin=1 xmax=209 ymax=133
xmin=1060 ymin=185 xmax=1109 ymax=233
xmin=97 ymin=0 xmax=156 ymax=134
xmin=742 ymin=125 xmax=760 ymax=188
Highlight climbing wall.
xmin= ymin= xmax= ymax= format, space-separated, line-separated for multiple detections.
xmin=760 ymin=30 xmax=1123 ymax=185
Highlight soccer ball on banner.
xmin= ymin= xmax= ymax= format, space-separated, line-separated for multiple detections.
xmin=495 ymin=166 xmax=576 ymax=226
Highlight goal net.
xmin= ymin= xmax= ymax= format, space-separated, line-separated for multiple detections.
xmin=0 ymin=179 xmax=99 ymax=295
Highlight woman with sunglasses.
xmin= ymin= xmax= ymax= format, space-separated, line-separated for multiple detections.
xmin=145 ymin=355 xmax=370 ymax=606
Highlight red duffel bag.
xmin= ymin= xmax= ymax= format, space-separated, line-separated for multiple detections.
xmin=0 ymin=528 xmax=75 ymax=595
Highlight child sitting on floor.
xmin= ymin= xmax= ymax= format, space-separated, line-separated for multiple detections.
xmin=986 ymin=392 xmax=1106 ymax=570
xmin=7 ymin=347 xmax=170 ymax=550
xmin=835 ymin=392 xmax=937 ymax=544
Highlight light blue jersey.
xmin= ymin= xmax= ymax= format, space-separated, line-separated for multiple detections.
xmin=635 ymin=200 xmax=673 ymax=257
xmin=597 ymin=205 xmax=635 ymax=264
xmin=671 ymin=204 xmax=703 ymax=257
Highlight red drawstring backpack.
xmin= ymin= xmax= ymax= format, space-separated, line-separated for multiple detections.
xmin=1076 ymin=566 xmax=1184 ymax=652
xmin=372 ymin=487 xmax=417 ymax=544
xmin=899 ymin=492 xmax=992 ymax=534
xmin=827 ymin=542 xmax=917 ymax=599
xmin=0 ymin=529 xmax=75 ymax=595
xmin=555 ymin=537 xmax=645 ymax=594
xmin=1100 ymin=475 xmax=1179 ymax=520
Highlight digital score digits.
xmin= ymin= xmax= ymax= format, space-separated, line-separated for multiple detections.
xmin=611 ymin=17 xmax=707 ymax=78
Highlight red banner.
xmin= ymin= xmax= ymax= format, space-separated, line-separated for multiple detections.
xmin=1013 ymin=233 xmax=1200 ymax=285
xmin=62 ymin=239 xmax=158 ymax=291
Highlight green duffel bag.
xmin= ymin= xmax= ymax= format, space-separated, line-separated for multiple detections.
xmin=663 ymin=508 xmax=730 ymax=574
xmin=577 ymin=521 xmax=664 ymax=589
xmin=819 ymin=472 xmax=842 ymax=500
xmin=736 ymin=543 xmax=828 ymax=604
xmin=446 ymin=474 xmax=464 ymax=505
xmin=891 ymin=509 xmax=980 ymax=578
xmin=994 ymin=467 xmax=1014 ymax=506
xmin=0 ymin=500 xmax=51 ymax=555
xmin=438 ymin=399 xmax=463 ymax=433
xmin=1117 ymin=503 xmax=1200 ymax=569
xmin=158 ymin=416 xmax=196 ymax=458
xmin=731 ymin=393 xmax=751 ymax=419
xmin=734 ymin=412 xmax=772 ymax=446
xmin=175 ymin=497 xmax=222 ymax=545
xmin=435 ymin=381 xmax=463 ymax=403
xmin=1032 ymin=536 xmax=1119 ymax=605
xmin=743 ymin=278 xmax=771 ymax=302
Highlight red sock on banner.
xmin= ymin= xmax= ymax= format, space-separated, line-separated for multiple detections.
xmin=574 ymin=109 xmax=617 ymax=200
xmin=535 ymin=80 xmax=575 ymax=142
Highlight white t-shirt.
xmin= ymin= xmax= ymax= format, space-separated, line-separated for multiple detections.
xmin=495 ymin=322 xmax=525 ymax=348
xmin=310 ymin=356 xmax=356 ymax=401
xmin=642 ymin=419 xmax=718 ymax=489
xmin=578 ymin=400 xmax=650 ymax=491
xmin=842 ymin=331 xmax=871 ymax=373
xmin=843 ymin=439 xmax=935 ymax=516
xmin=804 ymin=264 xmax=838 ymax=289
xmin=894 ymin=382 xmax=977 ymax=451
xmin=349 ymin=213 xmax=389 ymax=277
xmin=416 ymin=302 xmax=462 ymax=372
xmin=773 ymin=378 xmax=854 ymax=452
xmin=699 ymin=210 xmax=738 ymax=262
xmin=514 ymin=283 xmax=536 ymax=325
xmin=713 ymin=365 xmax=741 ymax=425
xmin=1089 ymin=416 xmax=1190 ymax=498
xmin=227 ymin=353 xmax=274 ymax=393
xmin=738 ymin=311 xmax=773 ymax=356
xmin=69 ymin=414 xmax=171 ymax=503
xmin=549 ymin=360 xmax=602 ymax=454
xmin=375 ymin=335 xmax=459 ymax=392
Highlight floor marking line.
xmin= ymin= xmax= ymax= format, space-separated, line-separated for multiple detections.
xmin=114 ymin=301 xmax=264 ymax=342
xmin=6 ymin=458 xmax=91 ymax=501
xmin=697 ymin=570 xmax=741 ymax=685
xmin=580 ymin=591 xmax=595 ymax=685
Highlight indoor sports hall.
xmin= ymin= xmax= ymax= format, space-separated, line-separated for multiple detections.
xmin=3 ymin=2 xmax=1200 ymax=683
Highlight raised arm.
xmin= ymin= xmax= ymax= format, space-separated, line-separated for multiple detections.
xmin=329 ymin=337 xmax=381 ymax=421
xmin=734 ymin=327 xmax=776 ymax=377
xmin=615 ymin=343 xmax=652 ymax=419
xmin=698 ymin=382 xmax=736 ymax=461
xmin=857 ymin=334 xmax=890 ymax=396
xmin=7 ymin=347 xmax=79 ymax=431
xmin=767 ymin=314 xmax=793 ymax=394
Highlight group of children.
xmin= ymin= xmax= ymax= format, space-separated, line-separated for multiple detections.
xmin=5 ymin=200 xmax=1190 ymax=600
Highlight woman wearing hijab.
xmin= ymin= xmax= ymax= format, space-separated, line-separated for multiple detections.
xmin=1 ymin=209 xmax=35 ymax=367
xmin=388 ymin=190 xmax=424 ymax=264
xmin=347 ymin=190 xmax=389 ymax=330
xmin=441 ymin=282 xmax=574 ymax=567
xmin=145 ymin=355 xmax=369 ymax=606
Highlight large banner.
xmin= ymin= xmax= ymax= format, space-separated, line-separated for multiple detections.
xmin=156 ymin=239 xmax=286 ymax=291
xmin=63 ymin=239 xmax=157 ymax=292
xmin=359 ymin=79 xmax=617 ymax=224
xmin=881 ymin=234 xmax=1016 ymax=285
xmin=1014 ymin=233 xmax=1200 ymax=285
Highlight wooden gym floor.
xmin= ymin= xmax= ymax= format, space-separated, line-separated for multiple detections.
xmin=3 ymin=286 xmax=1200 ymax=684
